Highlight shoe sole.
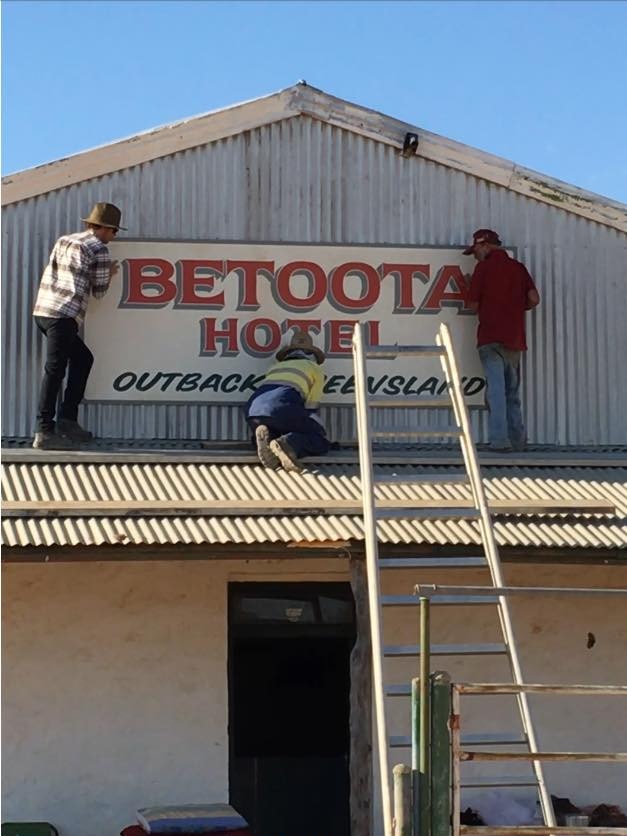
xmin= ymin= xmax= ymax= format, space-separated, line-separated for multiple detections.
xmin=33 ymin=439 xmax=78 ymax=450
xmin=255 ymin=425 xmax=280 ymax=469
xmin=57 ymin=424 xmax=93 ymax=442
xmin=269 ymin=439 xmax=302 ymax=472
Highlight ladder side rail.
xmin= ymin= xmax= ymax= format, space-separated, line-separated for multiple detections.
xmin=436 ymin=323 xmax=557 ymax=829
xmin=352 ymin=322 xmax=393 ymax=836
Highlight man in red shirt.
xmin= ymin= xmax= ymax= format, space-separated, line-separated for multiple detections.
xmin=465 ymin=229 xmax=540 ymax=452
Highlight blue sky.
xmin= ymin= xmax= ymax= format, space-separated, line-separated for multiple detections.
xmin=2 ymin=0 xmax=626 ymax=203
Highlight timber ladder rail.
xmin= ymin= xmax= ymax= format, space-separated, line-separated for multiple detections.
xmin=352 ymin=321 xmax=564 ymax=836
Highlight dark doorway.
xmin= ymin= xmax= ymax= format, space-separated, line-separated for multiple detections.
xmin=228 ymin=582 xmax=356 ymax=836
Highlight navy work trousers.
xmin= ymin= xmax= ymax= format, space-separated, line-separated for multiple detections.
xmin=246 ymin=386 xmax=330 ymax=459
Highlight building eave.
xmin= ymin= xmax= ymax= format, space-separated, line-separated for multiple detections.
xmin=2 ymin=83 xmax=626 ymax=233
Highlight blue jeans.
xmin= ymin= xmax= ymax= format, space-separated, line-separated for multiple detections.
xmin=478 ymin=343 xmax=526 ymax=449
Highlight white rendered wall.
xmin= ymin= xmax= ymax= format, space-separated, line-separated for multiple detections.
xmin=2 ymin=558 xmax=626 ymax=836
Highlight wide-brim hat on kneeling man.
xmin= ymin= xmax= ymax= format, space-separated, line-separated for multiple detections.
xmin=276 ymin=328 xmax=325 ymax=365
xmin=81 ymin=202 xmax=127 ymax=230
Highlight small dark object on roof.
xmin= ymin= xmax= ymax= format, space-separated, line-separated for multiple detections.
xmin=460 ymin=808 xmax=485 ymax=826
xmin=402 ymin=132 xmax=419 ymax=157
xmin=588 ymin=804 xmax=627 ymax=827
xmin=551 ymin=795 xmax=581 ymax=826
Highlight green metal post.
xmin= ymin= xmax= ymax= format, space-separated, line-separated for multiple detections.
xmin=419 ymin=597 xmax=431 ymax=836
xmin=430 ymin=671 xmax=452 ymax=836
xmin=411 ymin=677 xmax=420 ymax=836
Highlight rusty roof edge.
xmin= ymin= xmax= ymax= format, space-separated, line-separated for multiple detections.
xmin=2 ymin=542 xmax=626 ymax=563
xmin=292 ymin=85 xmax=627 ymax=233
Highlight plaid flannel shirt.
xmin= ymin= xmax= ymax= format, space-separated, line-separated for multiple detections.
xmin=33 ymin=230 xmax=112 ymax=325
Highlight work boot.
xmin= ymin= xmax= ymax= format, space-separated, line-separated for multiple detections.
xmin=57 ymin=418 xmax=93 ymax=441
xmin=269 ymin=437 xmax=302 ymax=472
xmin=488 ymin=438 xmax=513 ymax=453
xmin=32 ymin=430 xmax=77 ymax=450
xmin=255 ymin=425 xmax=280 ymax=469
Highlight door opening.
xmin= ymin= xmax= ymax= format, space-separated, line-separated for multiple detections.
xmin=228 ymin=582 xmax=356 ymax=836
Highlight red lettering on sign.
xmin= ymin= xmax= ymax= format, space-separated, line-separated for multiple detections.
xmin=226 ymin=260 xmax=275 ymax=309
xmin=326 ymin=320 xmax=357 ymax=354
xmin=276 ymin=262 xmax=327 ymax=309
xmin=199 ymin=318 xmax=239 ymax=356
xmin=241 ymin=318 xmax=282 ymax=355
xmin=177 ymin=260 xmax=225 ymax=306
xmin=329 ymin=262 xmax=380 ymax=311
xmin=421 ymin=265 xmax=470 ymax=311
xmin=325 ymin=320 xmax=381 ymax=355
xmin=366 ymin=320 xmax=380 ymax=348
xmin=122 ymin=259 xmax=176 ymax=306
xmin=380 ymin=263 xmax=431 ymax=311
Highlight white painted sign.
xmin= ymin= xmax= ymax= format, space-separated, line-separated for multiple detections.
xmin=84 ymin=241 xmax=485 ymax=403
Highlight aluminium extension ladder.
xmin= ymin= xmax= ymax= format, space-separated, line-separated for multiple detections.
xmin=351 ymin=321 xmax=556 ymax=836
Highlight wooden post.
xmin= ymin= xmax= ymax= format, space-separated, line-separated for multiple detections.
xmin=430 ymin=672 xmax=452 ymax=836
xmin=419 ymin=598 xmax=432 ymax=836
xmin=393 ymin=764 xmax=412 ymax=836
xmin=350 ymin=556 xmax=372 ymax=836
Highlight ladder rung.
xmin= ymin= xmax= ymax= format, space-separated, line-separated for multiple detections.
xmin=390 ymin=732 xmax=526 ymax=748
xmin=389 ymin=735 xmax=411 ymax=749
xmin=366 ymin=345 xmax=444 ymax=358
xmin=383 ymin=642 xmax=506 ymax=657
xmin=460 ymin=775 xmax=537 ymax=788
xmin=372 ymin=428 xmax=462 ymax=438
xmin=369 ymin=397 xmax=452 ymax=408
xmin=379 ymin=557 xmax=487 ymax=569
xmin=375 ymin=508 xmax=480 ymax=520
xmin=382 ymin=594 xmax=498 ymax=606
xmin=373 ymin=473 xmax=468 ymax=485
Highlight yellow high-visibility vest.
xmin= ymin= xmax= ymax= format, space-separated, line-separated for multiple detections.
xmin=260 ymin=358 xmax=325 ymax=409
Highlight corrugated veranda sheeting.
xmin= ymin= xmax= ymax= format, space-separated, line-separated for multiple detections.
xmin=2 ymin=116 xmax=626 ymax=444
xmin=3 ymin=462 xmax=625 ymax=550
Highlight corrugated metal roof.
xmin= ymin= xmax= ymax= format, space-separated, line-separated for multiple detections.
xmin=3 ymin=462 xmax=625 ymax=551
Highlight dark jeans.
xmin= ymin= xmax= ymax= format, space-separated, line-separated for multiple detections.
xmin=35 ymin=316 xmax=94 ymax=432
xmin=247 ymin=410 xmax=330 ymax=458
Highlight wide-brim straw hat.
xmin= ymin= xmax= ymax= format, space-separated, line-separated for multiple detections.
xmin=81 ymin=202 xmax=127 ymax=230
xmin=276 ymin=328 xmax=325 ymax=365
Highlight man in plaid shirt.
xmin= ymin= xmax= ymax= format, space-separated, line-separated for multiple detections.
xmin=32 ymin=202 xmax=125 ymax=449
